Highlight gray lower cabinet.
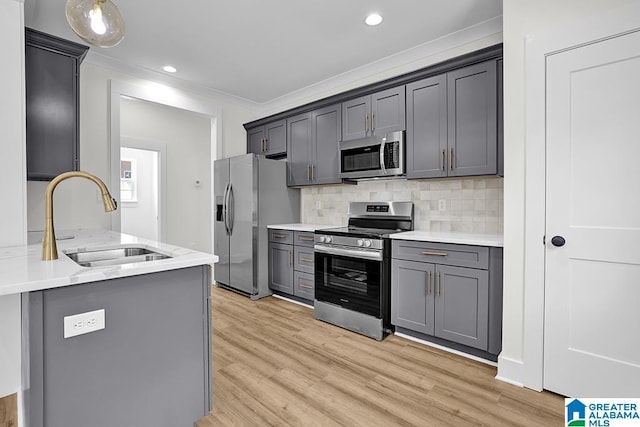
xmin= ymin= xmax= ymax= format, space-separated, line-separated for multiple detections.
xmin=268 ymin=241 xmax=294 ymax=294
xmin=286 ymin=104 xmax=341 ymax=186
xmin=391 ymin=240 xmax=502 ymax=356
xmin=406 ymin=59 xmax=498 ymax=179
xmin=342 ymin=86 xmax=406 ymax=141
xmin=25 ymin=28 xmax=89 ymax=181
xmin=247 ymin=119 xmax=287 ymax=158
xmin=23 ymin=266 xmax=212 ymax=427
xmin=269 ymin=229 xmax=315 ymax=302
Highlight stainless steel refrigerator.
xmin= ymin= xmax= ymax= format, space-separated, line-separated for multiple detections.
xmin=214 ymin=153 xmax=300 ymax=299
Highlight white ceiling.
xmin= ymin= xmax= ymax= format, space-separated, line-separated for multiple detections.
xmin=24 ymin=0 xmax=502 ymax=104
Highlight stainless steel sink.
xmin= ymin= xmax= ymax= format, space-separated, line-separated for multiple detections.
xmin=65 ymin=247 xmax=171 ymax=267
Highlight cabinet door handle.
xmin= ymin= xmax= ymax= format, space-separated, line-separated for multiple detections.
xmin=307 ymin=164 xmax=311 ymax=181
xmin=300 ymin=257 xmax=314 ymax=263
xmin=264 ymin=138 xmax=268 ymax=152
xmin=299 ymin=284 xmax=313 ymax=290
xmin=312 ymin=164 xmax=315 ymax=180
xmin=421 ymin=251 xmax=448 ymax=257
xmin=372 ymin=112 xmax=376 ymax=131
xmin=298 ymin=236 xmax=314 ymax=241
xmin=449 ymin=147 xmax=454 ymax=171
xmin=365 ymin=113 xmax=369 ymax=133
xmin=436 ymin=272 xmax=441 ymax=297
xmin=288 ymin=250 xmax=292 ymax=267
xmin=427 ymin=270 xmax=431 ymax=296
xmin=441 ymin=149 xmax=445 ymax=172
xmin=273 ymin=233 xmax=289 ymax=239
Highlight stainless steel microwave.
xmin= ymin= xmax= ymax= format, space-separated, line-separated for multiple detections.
xmin=339 ymin=131 xmax=405 ymax=179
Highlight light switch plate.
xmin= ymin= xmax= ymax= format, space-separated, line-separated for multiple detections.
xmin=64 ymin=309 xmax=105 ymax=338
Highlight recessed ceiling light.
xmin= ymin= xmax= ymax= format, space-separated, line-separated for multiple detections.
xmin=365 ymin=13 xmax=383 ymax=26
xmin=162 ymin=65 xmax=177 ymax=73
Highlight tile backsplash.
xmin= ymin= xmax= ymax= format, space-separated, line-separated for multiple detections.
xmin=301 ymin=177 xmax=503 ymax=234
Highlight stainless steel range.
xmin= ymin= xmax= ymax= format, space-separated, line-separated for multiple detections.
xmin=314 ymin=201 xmax=414 ymax=340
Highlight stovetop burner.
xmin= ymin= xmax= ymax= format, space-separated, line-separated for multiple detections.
xmin=319 ymin=226 xmax=404 ymax=239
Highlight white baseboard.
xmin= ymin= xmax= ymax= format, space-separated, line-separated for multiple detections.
xmin=395 ymin=331 xmax=497 ymax=367
xmin=271 ymin=294 xmax=313 ymax=309
xmin=496 ymin=354 xmax=525 ymax=387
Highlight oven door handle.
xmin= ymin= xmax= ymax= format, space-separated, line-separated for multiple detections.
xmin=314 ymin=245 xmax=383 ymax=262
xmin=380 ymin=139 xmax=387 ymax=175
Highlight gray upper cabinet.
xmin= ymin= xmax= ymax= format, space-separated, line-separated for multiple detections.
xmin=447 ymin=60 xmax=497 ymax=177
xmin=246 ymin=119 xmax=287 ymax=158
xmin=25 ymin=28 xmax=89 ymax=181
xmin=287 ymin=104 xmax=341 ymax=187
xmin=406 ymin=75 xmax=448 ymax=179
xmin=406 ymin=59 xmax=499 ymax=180
xmin=342 ymin=86 xmax=405 ymax=141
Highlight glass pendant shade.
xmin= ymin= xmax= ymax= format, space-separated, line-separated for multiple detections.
xmin=65 ymin=0 xmax=125 ymax=48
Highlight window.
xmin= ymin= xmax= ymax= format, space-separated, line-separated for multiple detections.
xmin=120 ymin=158 xmax=137 ymax=202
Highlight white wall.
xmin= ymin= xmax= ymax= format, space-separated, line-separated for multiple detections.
xmin=120 ymin=147 xmax=158 ymax=241
xmin=26 ymin=61 xmax=258 ymax=234
xmin=499 ymin=0 xmax=635 ymax=385
xmin=120 ymin=98 xmax=212 ymax=252
xmin=0 ymin=1 xmax=26 ymax=423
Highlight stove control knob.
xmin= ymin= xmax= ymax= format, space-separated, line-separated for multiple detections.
xmin=357 ymin=239 xmax=364 ymax=247
xmin=319 ymin=236 xmax=326 ymax=243
xmin=363 ymin=239 xmax=372 ymax=248
xmin=325 ymin=236 xmax=332 ymax=243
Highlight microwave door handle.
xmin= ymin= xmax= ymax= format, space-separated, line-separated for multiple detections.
xmin=380 ymin=140 xmax=387 ymax=175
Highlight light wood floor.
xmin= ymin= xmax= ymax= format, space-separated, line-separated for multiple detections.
xmin=197 ymin=286 xmax=564 ymax=426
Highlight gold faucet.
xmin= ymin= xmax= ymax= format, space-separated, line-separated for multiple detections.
xmin=42 ymin=171 xmax=118 ymax=261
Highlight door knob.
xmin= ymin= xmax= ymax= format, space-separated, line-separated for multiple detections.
xmin=551 ymin=236 xmax=566 ymax=247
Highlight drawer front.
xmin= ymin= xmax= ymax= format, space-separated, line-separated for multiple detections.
xmin=269 ymin=229 xmax=293 ymax=244
xmin=293 ymin=271 xmax=315 ymax=301
xmin=294 ymin=231 xmax=316 ymax=247
xmin=392 ymin=240 xmax=489 ymax=270
xmin=294 ymin=246 xmax=315 ymax=274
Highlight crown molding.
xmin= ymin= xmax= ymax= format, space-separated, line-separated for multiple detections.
xmin=260 ymin=16 xmax=503 ymax=115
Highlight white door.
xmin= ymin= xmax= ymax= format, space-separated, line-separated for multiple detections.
xmin=544 ymin=30 xmax=640 ymax=397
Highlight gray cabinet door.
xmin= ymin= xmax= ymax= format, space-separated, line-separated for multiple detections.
xmin=342 ymin=95 xmax=370 ymax=141
xmin=434 ymin=265 xmax=489 ymax=350
xmin=25 ymin=29 xmax=88 ymax=181
xmin=293 ymin=271 xmax=315 ymax=301
xmin=286 ymin=112 xmax=312 ymax=186
xmin=294 ymin=245 xmax=315 ymax=274
xmin=371 ymin=86 xmax=405 ymax=136
xmin=406 ymin=75 xmax=448 ymax=179
xmin=447 ymin=60 xmax=497 ymax=177
xmin=497 ymin=58 xmax=504 ymax=177
xmin=391 ymin=259 xmax=435 ymax=335
xmin=311 ymin=104 xmax=341 ymax=185
xmin=247 ymin=126 xmax=265 ymax=155
xmin=264 ymin=119 xmax=287 ymax=157
xmin=269 ymin=242 xmax=294 ymax=293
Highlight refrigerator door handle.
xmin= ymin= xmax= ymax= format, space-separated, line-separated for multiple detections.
xmin=223 ymin=183 xmax=230 ymax=235
xmin=228 ymin=184 xmax=235 ymax=235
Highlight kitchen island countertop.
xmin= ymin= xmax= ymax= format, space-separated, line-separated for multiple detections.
xmin=0 ymin=229 xmax=217 ymax=296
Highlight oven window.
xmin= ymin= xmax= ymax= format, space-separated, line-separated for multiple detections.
xmin=341 ymin=145 xmax=381 ymax=173
xmin=315 ymin=253 xmax=382 ymax=317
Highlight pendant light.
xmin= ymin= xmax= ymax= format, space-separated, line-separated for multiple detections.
xmin=65 ymin=0 xmax=126 ymax=48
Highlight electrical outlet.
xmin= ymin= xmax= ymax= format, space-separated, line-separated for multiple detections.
xmin=438 ymin=199 xmax=447 ymax=211
xmin=64 ymin=309 xmax=105 ymax=339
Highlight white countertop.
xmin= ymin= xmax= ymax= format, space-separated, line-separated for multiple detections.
xmin=0 ymin=229 xmax=218 ymax=297
xmin=268 ymin=224 xmax=340 ymax=232
xmin=389 ymin=231 xmax=503 ymax=247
